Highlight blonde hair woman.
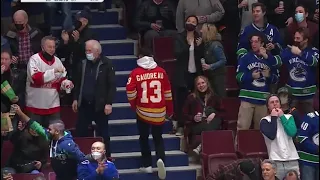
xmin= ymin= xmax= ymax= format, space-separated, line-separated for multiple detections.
xmin=183 ymin=75 xmax=224 ymax=155
xmin=200 ymin=23 xmax=227 ymax=97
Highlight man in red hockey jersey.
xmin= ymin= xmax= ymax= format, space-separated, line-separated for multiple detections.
xmin=126 ymin=49 xmax=173 ymax=180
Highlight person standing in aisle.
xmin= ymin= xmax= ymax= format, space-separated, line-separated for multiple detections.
xmin=72 ymin=40 xmax=116 ymax=158
xmin=126 ymin=49 xmax=173 ymax=180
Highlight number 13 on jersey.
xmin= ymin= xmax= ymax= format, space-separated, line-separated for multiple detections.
xmin=141 ymin=80 xmax=162 ymax=103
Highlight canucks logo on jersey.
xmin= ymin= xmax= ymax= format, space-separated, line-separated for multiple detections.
xmin=252 ymin=71 xmax=267 ymax=87
xmin=313 ymin=133 xmax=319 ymax=146
xmin=289 ymin=63 xmax=307 ymax=82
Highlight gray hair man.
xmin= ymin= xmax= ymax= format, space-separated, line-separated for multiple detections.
xmin=72 ymin=39 xmax=116 ymax=158
xmin=261 ymin=160 xmax=278 ymax=180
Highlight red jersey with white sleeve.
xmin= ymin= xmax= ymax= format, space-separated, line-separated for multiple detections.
xmin=126 ymin=56 xmax=173 ymax=125
xmin=25 ymin=52 xmax=66 ymax=115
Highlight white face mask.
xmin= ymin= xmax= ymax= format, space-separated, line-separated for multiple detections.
xmin=86 ymin=53 xmax=94 ymax=61
xmin=91 ymin=151 xmax=102 ymax=160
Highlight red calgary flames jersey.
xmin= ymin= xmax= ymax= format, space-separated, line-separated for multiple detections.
xmin=126 ymin=66 xmax=173 ymax=125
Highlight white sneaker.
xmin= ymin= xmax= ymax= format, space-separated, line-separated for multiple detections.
xmin=175 ymin=127 xmax=183 ymax=136
xmin=157 ymin=159 xmax=166 ymax=180
xmin=192 ymin=144 xmax=202 ymax=156
xmin=139 ymin=166 xmax=153 ymax=173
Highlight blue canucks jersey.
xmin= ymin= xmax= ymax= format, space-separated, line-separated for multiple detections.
xmin=236 ymin=51 xmax=280 ymax=104
xmin=237 ymin=23 xmax=284 ymax=59
xmin=297 ymin=111 xmax=319 ymax=166
xmin=277 ymin=47 xmax=319 ymax=99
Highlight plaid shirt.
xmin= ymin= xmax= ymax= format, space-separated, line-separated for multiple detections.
xmin=207 ymin=158 xmax=262 ymax=180
xmin=18 ymin=31 xmax=33 ymax=64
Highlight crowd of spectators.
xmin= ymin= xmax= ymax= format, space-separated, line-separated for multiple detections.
xmin=1 ymin=0 xmax=319 ymax=180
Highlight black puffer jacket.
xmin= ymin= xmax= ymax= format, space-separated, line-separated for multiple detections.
xmin=8 ymin=128 xmax=49 ymax=173
xmin=134 ymin=0 xmax=176 ymax=32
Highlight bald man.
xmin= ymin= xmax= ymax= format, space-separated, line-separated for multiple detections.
xmin=78 ymin=141 xmax=119 ymax=179
xmin=13 ymin=104 xmax=85 ymax=180
xmin=5 ymin=10 xmax=43 ymax=67
xmin=73 ymin=39 xmax=116 ymax=158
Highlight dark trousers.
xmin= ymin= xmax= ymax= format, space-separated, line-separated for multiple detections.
xmin=137 ymin=116 xmax=165 ymax=167
xmin=75 ymin=101 xmax=111 ymax=157
xmin=28 ymin=112 xmax=61 ymax=128
xmin=206 ymin=73 xmax=226 ymax=98
xmin=174 ymin=73 xmax=196 ymax=128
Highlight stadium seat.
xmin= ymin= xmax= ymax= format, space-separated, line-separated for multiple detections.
xmin=153 ymin=36 xmax=176 ymax=83
xmin=226 ymin=66 xmax=239 ymax=91
xmin=153 ymin=36 xmax=176 ymax=63
xmin=48 ymin=172 xmax=56 ymax=180
xmin=201 ymin=130 xmax=237 ymax=178
xmin=236 ymin=130 xmax=268 ymax=159
xmin=221 ymin=97 xmax=240 ymax=131
xmin=12 ymin=173 xmax=44 ymax=180
xmin=60 ymin=106 xmax=77 ymax=130
xmin=73 ymin=137 xmax=104 ymax=155
xmin=1 ymin=141 xmax=14 ymax=167
xmin=208 ymin=154 xmax=238 ymax=176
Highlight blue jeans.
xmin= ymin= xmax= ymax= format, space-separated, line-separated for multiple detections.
xmin=300 ymin=164 xmax=319 ymax=180
xmin=46 ymin=3 xmax=73 ymax=31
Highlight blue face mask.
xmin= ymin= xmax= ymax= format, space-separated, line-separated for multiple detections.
xmin=295 ymin=13 xmax=305 ymax=23
xmin=86 ymin=53 xmax=94 ymax=61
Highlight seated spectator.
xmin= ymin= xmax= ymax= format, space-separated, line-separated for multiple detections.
xmin=134 ymin=0 xmax=177 ymax=51
xmin=277 ymin=28 xmax=319 ymax=114
xmin=5 ymin=10 xmax=43 ymax=71
xmin=26 ymin=36 xmax=73 ymax=128
xmin=1 ymin=167 xmax=15 ymax=180
xmin=1 ymin=36 xmax=11 ymax=52
xmin=297 ymin=0 xmax=319 ymax=24
xmin=284 ymin=5 xmax=319 ymax=46
xmin=173 ymin=15 xmax=204 ymax=136
xmin=236 ymin=33 xmax=280 ymax=130
xmin=296 ymin=111 xmax=319 ymax=180
xmin=277 ymin=87 xmax=300 ymax=127
xmin=56 ymin=8 xmax=95 ymax=78
xmin=260 ymin=95 xmax=299 ymax=180
xmin=183 ymin=76 xmax=224 ymax=155
xmin=176 ymin=0 xmax=225 ymax=33
xmin=200 ymin=24 xmax=227 ymax=97
xmin=261 ymin=159 xmax=280 ymax=180
xmin=237 ymin=2 xmax=283 ymax=59
xmin=284 ymin=169 xmax=300 ymax=180
xmin=7 ymin=121 xmax=48 ymax=174
xmin=77 ymin=141 xmax=119 ymax=179
xmin=1 ymin=50 xmax=27 ymax=112
xmin=13 ymin=104 xmax=85 ymax=180
xmin=263 ymin=0 xmax=296 ymax=38
xmin=206 ymin=158 xmax=262 ymax=180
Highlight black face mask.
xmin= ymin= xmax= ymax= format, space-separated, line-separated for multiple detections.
xmin=74 ymin=20 xmax=83 ymax=31
xmin=185 ymin=23 xmax=196 ymax=31
xmin=15 ymin=24 xmax=24 ymax=31
xmin=42 ymin=51 xmax=54 ymax=61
